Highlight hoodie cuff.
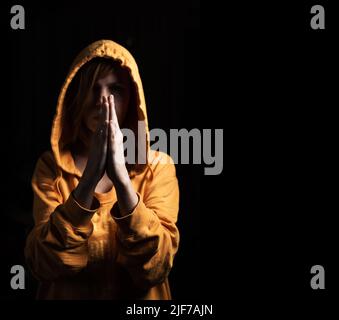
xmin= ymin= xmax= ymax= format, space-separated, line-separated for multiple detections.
xmin=111 ymin=192 xmax=157 ymax=236
xmin=62 ymin=191 xmax=100 ymax=229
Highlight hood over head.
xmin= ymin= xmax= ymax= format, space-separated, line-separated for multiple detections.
xmin=50 ymin=40 xmax=150 ymax=178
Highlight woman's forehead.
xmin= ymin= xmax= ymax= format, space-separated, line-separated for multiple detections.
xmin=95 ymin=68 xmax=130 ymax=85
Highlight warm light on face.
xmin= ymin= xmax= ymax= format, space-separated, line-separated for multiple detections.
xmin=84 ymin=69 xmax=131 ymax=133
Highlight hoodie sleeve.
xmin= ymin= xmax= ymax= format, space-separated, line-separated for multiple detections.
xmin=25 ymin=151 xmax=100 ymax=282
xmin=111 ymin=153 xmax=180 ymax=289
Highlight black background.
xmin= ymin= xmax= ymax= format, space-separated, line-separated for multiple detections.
xmin=2 ymin=0 xmax=202 ymax=300
xmin=0 ymin=0 xmax=338 ymax=313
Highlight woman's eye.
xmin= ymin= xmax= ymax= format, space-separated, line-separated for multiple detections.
xmin=109 ymin=85 xmax=124 ymax=94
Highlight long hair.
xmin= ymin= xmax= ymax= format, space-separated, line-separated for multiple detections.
xmin=61 ymin=57 xmax=145 ymax=176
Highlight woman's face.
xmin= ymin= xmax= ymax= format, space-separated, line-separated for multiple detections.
xmin=84 ymin=67 xmax=131 ymax=133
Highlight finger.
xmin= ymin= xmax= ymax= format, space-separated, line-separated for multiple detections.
xmin=103 ymin=96 xmax=109 ymax=124
xmin=94 ymin=107 xmax=104 ymax=137
xmin=96 ymin=97 xmax=109 ymax=139
xmin=107 ymin=98 xmax=114 ymax=151
xmin=102 ymin=96 xmax=109 ymax=139
xmin=108 ymin=95 xmax=112 ymax=122
xmin=96 ymin=97 xmax=105 ymax=129
xmin=109 ymin=94 xmax=119 ymax=129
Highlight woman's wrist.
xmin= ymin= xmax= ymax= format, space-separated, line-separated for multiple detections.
xmin=73 ymin=177 xmax=96 ymax=209
xmin=108 ymin=164 xmax=130 ymax=186
xmin=114 ymin=175 xmax=138 ymax=217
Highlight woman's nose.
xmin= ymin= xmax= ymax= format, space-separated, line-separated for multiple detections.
xmin=101 ymin=87 xmax=110 ymax=98
xmin=97 ymin=88 xmax=110 ymax=104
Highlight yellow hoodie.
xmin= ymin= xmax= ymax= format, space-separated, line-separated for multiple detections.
xmin=25 ymin=40 xmax=180 ymax=300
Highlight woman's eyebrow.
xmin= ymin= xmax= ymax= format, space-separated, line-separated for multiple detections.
xmin=108 ymin=81 xmax=125 ymax=86
xmin=94 ymin=81 xmax=125 ymax=87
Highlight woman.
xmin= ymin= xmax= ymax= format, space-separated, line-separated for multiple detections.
xmin=25 ymin=40 xmax=180 ymax=299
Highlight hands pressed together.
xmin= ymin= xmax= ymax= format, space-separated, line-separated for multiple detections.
xmin=84 ymin=94 xmax=128 ymax=187
xmin=75 ymin=94 xmax=138 ymax=216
